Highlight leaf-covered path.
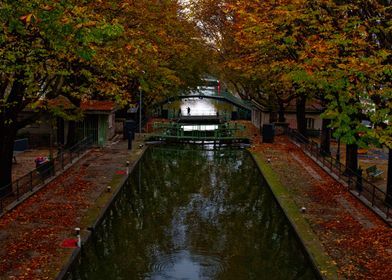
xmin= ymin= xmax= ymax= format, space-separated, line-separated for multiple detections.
xmin=252 ymin=136 xmax=392 ymax=280
xmin=0 ymin=139 xmax=144 ymax=280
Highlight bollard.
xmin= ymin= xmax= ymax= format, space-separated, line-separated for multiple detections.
xmin=75 ymin=227 xmax=81 ymax=248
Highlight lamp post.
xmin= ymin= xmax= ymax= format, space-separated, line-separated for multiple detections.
xmin=336 ymin=137 xmax=341 ymax=165
xmin=139 ymin=86 xmax=142 ymax=134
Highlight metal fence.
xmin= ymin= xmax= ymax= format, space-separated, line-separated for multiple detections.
xmin=0 ymin=137 xmax=94 ymax=214
xmin=287 ymin=129 xmax=391 ymax=221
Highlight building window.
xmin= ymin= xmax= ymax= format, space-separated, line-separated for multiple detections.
xmin=306 ymin=118 xmax=314 ymax=129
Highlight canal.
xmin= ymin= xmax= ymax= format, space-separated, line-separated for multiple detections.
xmin=66 ymin=145 xmax=318 ymax=280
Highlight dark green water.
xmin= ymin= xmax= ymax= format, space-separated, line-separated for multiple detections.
xmin=67 ymin=145 xmax=318 ymax=280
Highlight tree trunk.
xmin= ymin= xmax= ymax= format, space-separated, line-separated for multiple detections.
xmin=386 ymin=148 xmax=392 ymax=205
xmin=0 ymin=127 xmax=18 ymax=197
xmin=345 ymin=143 xmax=358 ymax=175
xmin=296 ymin=96 xmax=307 ymax=135
xmin=320 ymin=118 xmax=331 ymax=155
xmin=0 ymin=78 xmax=25 ymax=196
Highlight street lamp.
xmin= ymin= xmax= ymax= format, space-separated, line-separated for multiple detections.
xmin=336 ymin=137 xmax=341 ymax=165
xmin=138 ymin=71 xmax=146 ymax=134
xmin=139 ymin=86 xmax=142 ymax=134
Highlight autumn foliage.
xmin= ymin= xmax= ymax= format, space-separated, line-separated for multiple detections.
xmin=252 ymin=136 xmax=392 ymax=279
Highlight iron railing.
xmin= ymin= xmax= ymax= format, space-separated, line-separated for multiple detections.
xmin=0 ymin=137 xmax=94 ymax=214
xmin=287 ymin=129 xmax=391 ymax=222
xmin=150 ymin=122 xmax=247 ymax=141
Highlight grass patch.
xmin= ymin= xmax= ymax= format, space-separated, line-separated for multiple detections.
xmin=80 ymin=173 xmax=126 ymax=229
xmin=80 ymin=146 xmax=146 ymax=232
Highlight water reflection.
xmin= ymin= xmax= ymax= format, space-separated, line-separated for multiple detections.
xmin=67 ymin=145 xmax=318 ymax=280
xmin=182 ymin=125 xmax=218 ymax=131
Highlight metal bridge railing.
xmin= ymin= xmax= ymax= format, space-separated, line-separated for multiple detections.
xmin=0 ymin=136 xmax=94 ymax=214
xmin=287 ymin=129 xmax=391 ymax=223
xmin=151 ymin=122 xmax=247 ymax=140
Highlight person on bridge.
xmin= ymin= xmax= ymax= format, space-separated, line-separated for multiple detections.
xmin=187 ymin=107 xmax=191 ymax=115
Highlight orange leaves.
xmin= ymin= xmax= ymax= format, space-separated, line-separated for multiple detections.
xmin=19 ymin=14 xmax=34 ymax=25
xmin=41 ymin=5 xmax=54 ymax=11
xmin=0 ymin=162 xmax=95 ymax=278
xmin=254 ymin=135 xmax=392 ymax=280
xmin=74 ymin=21 xmax=97 ymax=30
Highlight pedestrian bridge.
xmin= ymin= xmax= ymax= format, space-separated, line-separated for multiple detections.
xmin=162 ymin=89 xmax=252 ymax=111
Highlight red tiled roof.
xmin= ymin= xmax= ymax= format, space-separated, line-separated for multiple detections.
xmin=48 ymin=97 xmax=116 ymax=112
xmin=80 ymin=100 xmax=115 ymax=111
xmin=47 ymin=96 xmax=75 ymax=109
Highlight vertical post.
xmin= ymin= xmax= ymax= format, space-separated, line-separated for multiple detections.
xmin=51 ymin=159 xmax=55 ymax=176
xmin=356 ymin=167 xmax=363 ymax=193
xmin=128 ymin=131 xmax=133 ymax=150
xmin=16 ymin=181 xmax=19 ymax=200
xmin=371 ymin=186 xmax=375 ymax=206
xmin=75 ymin=227 xmax=81 ymax=248
xmin=139 ymin=87 xmax=142 ymax=134
xmin=385 ymin=147 xmax=392 ymax=206
xmin=29 ymin=172 xmax=33 ymax=191
xmin=61 ymin=151 xmax=64 ymax=170
xmin=336 ymin=138 xmax=341 ymax=165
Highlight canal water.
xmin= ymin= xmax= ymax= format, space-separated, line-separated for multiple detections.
xmin=66 ymin=145 xmax=318 ymax=280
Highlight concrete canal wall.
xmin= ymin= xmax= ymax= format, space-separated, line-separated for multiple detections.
xmin=250 ymin=151 xmax=340 ymax=280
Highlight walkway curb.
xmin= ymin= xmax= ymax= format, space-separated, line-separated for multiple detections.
xmin=55 ymin=144 xmax=148 ymax=280
xmin=250 ymin=151 xmax=341 ymax=280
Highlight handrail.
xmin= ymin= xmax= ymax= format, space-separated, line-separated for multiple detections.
xmin=287 ymin=128 xmax=391 ymax=222
xmin=0 ymin=136 xmax=94 ymax=214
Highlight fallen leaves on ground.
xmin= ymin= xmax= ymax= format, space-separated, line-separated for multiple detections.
xmin=0 ymin=155 xmax=95 ymax=279
xmin=252 ymin=136 xmax=392 ymax=280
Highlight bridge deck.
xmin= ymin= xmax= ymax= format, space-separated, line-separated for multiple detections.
xmin=177 ymin=115 xmax=223 ymax=123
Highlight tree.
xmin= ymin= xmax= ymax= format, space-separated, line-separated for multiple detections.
xmin=0 ymin=0 xmax=127 ymax=194
xmin=0 ymin=0 xmax=209 ymax=194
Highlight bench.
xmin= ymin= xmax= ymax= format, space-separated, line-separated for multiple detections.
xmin=13 ymin=138 xmax=29 ymax=163
xmin=366 ymin=165 xmax=384 ymax=179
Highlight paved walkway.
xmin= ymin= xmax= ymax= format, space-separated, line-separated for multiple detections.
xmin=252 ymin=136 xmax=392 ymax=280
xmin=0 ymin=136 xmax=145 ymax=280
